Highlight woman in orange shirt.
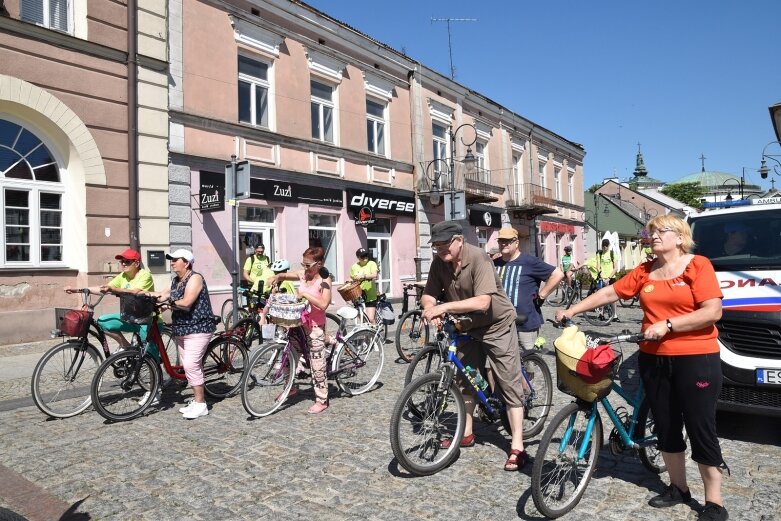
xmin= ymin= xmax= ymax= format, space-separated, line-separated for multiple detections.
xmin=556 ymin=215 xmax=728 ymax=521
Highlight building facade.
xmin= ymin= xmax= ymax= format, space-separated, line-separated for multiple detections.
xmin=0 ymin=0 xmax=169 ymax=342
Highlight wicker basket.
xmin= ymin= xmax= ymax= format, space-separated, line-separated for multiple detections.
xmin=267 ymin=295 xmax=306 ymax=327
xmin=337 ymin=281 xmax=363 ymax=302
xmin=554 ymin=346 xmax=622 ymax=403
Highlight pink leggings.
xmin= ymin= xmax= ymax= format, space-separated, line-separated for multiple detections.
xmin=176 ymin=333 xmax=212 ymax=387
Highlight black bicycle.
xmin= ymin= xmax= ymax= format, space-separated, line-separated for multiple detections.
xmin=395 ymin=282 xmax=430 ymax=362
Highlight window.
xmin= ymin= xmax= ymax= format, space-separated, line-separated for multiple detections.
xmin=538 ymin=161 xmax=546 ymax=189
xmin=311 ymin=80 xmax=335 ymax=143
xmin=554 ymin=168 xmax=561 ymax=200
xmin=308 ymin=213 xmax=338 ymax=279
xmin=0 ymin=119 xmax=63 ymax=266
xmin=512 ymin=154 xmax=523 ymax=202
xmin=476 ymin=228 xmax=488 ymax=251
xmin=238 ymin=55 xmax=269 ymax=128
xmin=475 ymin=141 xmax=490 ymax=184
xmin=432 ymin=123 xmax=448 ymax=190
xmin=366 ymin=99 xmax=386 ymax=156
xmin=21 ymin=0 xmax=70 ymax=33
xmin=568 ymin=172 xmax=574 ymax=202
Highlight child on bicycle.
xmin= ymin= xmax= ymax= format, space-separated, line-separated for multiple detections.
xmin=560 ymin=245 xmax=579 ymax=287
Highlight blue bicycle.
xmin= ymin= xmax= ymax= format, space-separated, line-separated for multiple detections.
xmin=530 ymin=329 xmax=666 ymax=518
xmin=389 ymin=315 xmax=553 ymax=476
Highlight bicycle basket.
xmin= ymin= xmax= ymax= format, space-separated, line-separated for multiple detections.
xmin=56 ymin=308 xmax=90 ymax=337
xmin=554 ymin=329 xmax=622 ymax=402
xmin=337 ymin=281 xmax=362 ymax=302
xmin=267 ymin=294 xmax=306 ymax=327
xmin=119 ymin=294 xmax=156 ymax=325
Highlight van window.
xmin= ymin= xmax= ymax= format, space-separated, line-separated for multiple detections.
xmin=690 ymin=209 xmax=781 ymax=270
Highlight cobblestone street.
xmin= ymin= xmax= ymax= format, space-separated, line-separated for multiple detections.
xmin=1 ymin=306 xmax=779 ymax=520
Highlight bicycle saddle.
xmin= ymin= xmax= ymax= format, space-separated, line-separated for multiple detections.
xmin=336 ymin=306 xmax=359 ymax=320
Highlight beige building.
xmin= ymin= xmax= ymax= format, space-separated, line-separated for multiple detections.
xmin=0 ymin=0 xmax=169 ymax=342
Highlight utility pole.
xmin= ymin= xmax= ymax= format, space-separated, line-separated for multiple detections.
xmin=430 ymin=17 xmax=477 ymax=80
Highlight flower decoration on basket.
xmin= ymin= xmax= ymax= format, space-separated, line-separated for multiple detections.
xmin=267 ymin=293 xmax=307 ymax=327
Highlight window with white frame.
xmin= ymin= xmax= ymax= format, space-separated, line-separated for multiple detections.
xmin=238 ymin=55 xmax=270 ymax=128
xmin=512 ymin=154 xmax=523 ymax=203
xmin=308 ymin=213 xmax=338 ymax=279
xmin=568 ymin=171 xmax=574 ymax=202
xmin=476 ymin=228 xmax=488 ymax=251
xmin=311 ymin=80 xmax=335 ymax=143
xmin=0 ymin=119 xmax=64 ymax=266
xmin=21 ymin=0 xmax=70 ymax=33
xmin=432 ymin=123 xmax=449 ymax=190
xmin=554 ymin=168 xmax=561 ymax=199
xmin=475 ymin=141 xmax=490 ymax=184
xmin=366 ymin=98 xmax=386 ymax=156
xmin=538 ymin=160 xmax=546 ymax=189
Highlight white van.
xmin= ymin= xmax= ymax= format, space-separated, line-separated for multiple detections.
xmin=688 ymin=197 xmax=781 ymax=417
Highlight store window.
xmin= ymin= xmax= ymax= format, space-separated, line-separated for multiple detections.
xmin=311 ymin=80 xmax=335 ymax=143
xmin=238 ymin=55 xmax=270 ymax=128
xmin=0 ymin=119 xmax=63 ymax=266
xmin=308 ymin=213 xmax=338 ymax=279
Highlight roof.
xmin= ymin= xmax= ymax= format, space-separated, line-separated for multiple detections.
xmin=672 ymin=171 xmax=741 ymax=188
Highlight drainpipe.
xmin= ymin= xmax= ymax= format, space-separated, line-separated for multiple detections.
xmin=127 ymin=0 xmax=140 ymax=250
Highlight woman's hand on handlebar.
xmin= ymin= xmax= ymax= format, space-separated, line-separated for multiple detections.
xmin=554 ymin=309 xmax=573 ymax=325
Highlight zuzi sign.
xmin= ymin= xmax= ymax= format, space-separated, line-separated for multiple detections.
xmin=347 ymin=189 xmax=415 ymax=216
xmin=199 ymin=171 xmax=225 ymax=213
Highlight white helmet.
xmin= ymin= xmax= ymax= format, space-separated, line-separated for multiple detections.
xmin=270 ymin=259 xmax=290 ymax=273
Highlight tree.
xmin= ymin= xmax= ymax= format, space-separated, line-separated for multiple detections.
xmin=660 ymin=182 xmax=704 ymax=209
xmin=586 ymin=183 xmax=602 ymax=193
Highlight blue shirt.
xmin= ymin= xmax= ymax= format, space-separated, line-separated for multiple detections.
xmin=494 ymin=253 xmax=555 ymax=332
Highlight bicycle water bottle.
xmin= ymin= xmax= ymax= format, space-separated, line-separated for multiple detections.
xmin=465 ymin=365 xmax=488 ymax=391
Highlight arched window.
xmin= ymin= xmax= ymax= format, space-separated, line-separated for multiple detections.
xmin=0 ymin=119 xmax=64 ymax=266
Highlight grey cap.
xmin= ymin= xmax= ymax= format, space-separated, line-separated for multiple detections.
xmin=430 ymin=221 xmax=463 ymax=243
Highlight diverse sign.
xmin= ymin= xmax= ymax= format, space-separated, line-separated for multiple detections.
xmin=347 ymin=189 xmax=415 ymax=216
xmin=469 ymin=209 xmax=502 ymax=228
xmin=199 ymin=170 xmax=225 ymax=212
xmin=354 ymin=206 xmax=376 ymax=226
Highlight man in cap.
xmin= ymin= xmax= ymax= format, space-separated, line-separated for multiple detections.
xmin=421 ymin=221 xmax=530 ymax=471
xmin=348 ymin=247 xmax=379 ymax=323
xmin=243 ymin=243 xmax=272 ymax=293
xmin=592 ymin=238 xmax=619 ymax=322
xmin=722 ymin=222 xmax=752 ymax=256
xmin=494 ymin=227 xmax=564 ymax=350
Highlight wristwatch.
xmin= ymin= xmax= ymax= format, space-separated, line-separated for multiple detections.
xmin=666 ymin=319 xmax=673 ymax=332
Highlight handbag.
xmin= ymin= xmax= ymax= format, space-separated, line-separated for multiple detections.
xmin=60 ymin=309 xmax=90 ymax=337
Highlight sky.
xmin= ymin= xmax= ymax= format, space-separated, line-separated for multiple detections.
xmin=305 ymin=0 xmax=781 ymax=191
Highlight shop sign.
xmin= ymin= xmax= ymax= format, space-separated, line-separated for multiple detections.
xmin=539 ymin=221 xmax=576 ymax=234
xmin=250 ymin=179 xmax=342 ymax=207
xmin=354 ymin=206 xmax=376 ymax=227
xmin=346 ymin=189 xmax=415 ymax=216
xmin=199 ymin=171 xmax=225 ymax=213
xmin=468 ymin=210 xmax=502 ymax=228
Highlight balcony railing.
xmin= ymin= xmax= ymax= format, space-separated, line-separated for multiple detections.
xmin=505 ymin=183 xmax=558 ymax=216
xmin=419 ymin=162 xmax=503 ymax=204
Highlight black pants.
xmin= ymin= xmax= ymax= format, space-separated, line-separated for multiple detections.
xmin=638 ymin=351 xmax=725 ymax=467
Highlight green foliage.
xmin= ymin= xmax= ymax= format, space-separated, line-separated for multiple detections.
xmin=586 ymin=183 xmax=602 ymax=193
xmin=660 ymin=182 xmax=704 ymax=209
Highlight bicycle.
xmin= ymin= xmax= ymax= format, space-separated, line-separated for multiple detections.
xmin=545 ymin=279 xmax=569 ymax=307
xmin=30 ymin=289 xmax=176 ymax=419
xmin=241 ymin=305 xmax=385 ymax=418
xmin=389 ymin=314 xmax=553 ymax=476
xmin=530 ymin=327 xmax=666 ymax=519
xmin=395 ymin=282 xmax=430 ymax=363
xmin=619 ymin=294 xmax=639 ymax=308
xmin=580 ymin=277 xmax=616 ymax=327
xmin=562 ymin=266 xmax=591 ymax=310
xmin=403 ymin=315 xmax=553 ymax=438
xmin=90 ymin=295 xmax=248 ymax=422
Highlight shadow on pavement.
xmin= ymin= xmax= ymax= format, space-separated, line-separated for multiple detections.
xmin=717 ymin=410 xmax=781 ymax=446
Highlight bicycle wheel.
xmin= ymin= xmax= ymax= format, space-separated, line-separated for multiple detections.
xmin=531 ymin=402 xmax=603 ymax=519
xmin=637 ymin=399 xmax=666 ymax=474
xmin=242 ymin=342 xmax=297 ymax=417
xmin=31 ymin=340 xmax=103 ymax=418
xmin=546 ymin=281 xmax=567 ymax=306
xmin=583 ymin=304 xmax=613 ymax=327
xmin=565 ymin=284 xmax=582 ymax=309
xmin=224 ymin=308 xmax=250 ymax=330
xmin=325 ymin=312 xmax=344 ymax=338
xmin=389 ymin=372 xmax=465 ymax=476
xmin=521 ymin=352 xmax=553 ymax=438
xmin=202 ymin=336 xmax=248 ymax=398
xmin=91 ymin=350 xmax=159 ymax=422
xmin=404 ymin=343 xmax=445 ymax=387
xmin=333 ymin=327 xmax=384 ymax=396
xmin=395 ymin=310 xmax=430 ymax=363
xmin=159 ymin=324 xmax=180 ymax=365
xmin=618 ymin=296 xmax=638 ymax=308
xmin=221 ymin=298 xmax=234 ymax=327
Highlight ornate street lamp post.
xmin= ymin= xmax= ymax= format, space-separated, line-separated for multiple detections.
xmin=424 ymin=123 xmax=478 ymax=220
xmin=759 ymin=141 xmax=781 ymax=179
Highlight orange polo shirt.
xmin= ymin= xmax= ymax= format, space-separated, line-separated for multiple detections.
xmin=612 ymin=255 xmax=722 ymax=356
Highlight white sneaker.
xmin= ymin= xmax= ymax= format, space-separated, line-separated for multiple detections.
xmin=138 ymin=390 xmax=161 ymax=407
xmin=182 ymin=401 xmax=208 ymax=419
xmin=178 ymin=399 xmax=194 ymax=413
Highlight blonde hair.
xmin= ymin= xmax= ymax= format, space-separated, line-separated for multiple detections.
xmin=646 ymin=215 xmax=694 ymax=253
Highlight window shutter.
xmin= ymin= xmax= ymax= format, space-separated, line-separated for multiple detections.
xmin=50 ymin=0 xmax=69 ymax=32
xmin=20 ymin=0 xmax=45 ymax=25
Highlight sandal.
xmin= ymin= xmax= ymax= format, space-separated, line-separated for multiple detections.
xmin=308 ymin=401 xmax=328 ymax=414
xmin=504 ymin=449 xmax=529 ymax=471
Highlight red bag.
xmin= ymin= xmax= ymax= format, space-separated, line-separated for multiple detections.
xmin=60 ymin=309 xmax=90 ymax=337
xmin=575 ymin=344 xmax=617 ymax=384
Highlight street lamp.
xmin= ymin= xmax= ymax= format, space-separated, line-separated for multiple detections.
xmin=759 ymin=141 xmax=781 ymax=179
xmin=424 ymin=123 xmax=478 ymax=220
xmin=720 ymin=178 xmax=742 ymax=201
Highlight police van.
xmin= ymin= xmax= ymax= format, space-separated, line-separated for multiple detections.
xmin=688 ymin=196 xmax=781 ymax=416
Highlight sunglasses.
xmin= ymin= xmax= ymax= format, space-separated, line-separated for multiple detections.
xmin=118 ymin=259 xmax=137 ymax=266
xmin=301 ymin=261 xmax=320 ymax=269
xmin=497 ymin=238 xmax=518 ymax=244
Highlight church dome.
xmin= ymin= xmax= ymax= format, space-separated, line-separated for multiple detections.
xmin=672 ymin=171 xmax=741 ymax=189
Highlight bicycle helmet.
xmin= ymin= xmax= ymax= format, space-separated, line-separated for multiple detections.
xmin=564 ymin=245 xmax=572 ymax=252
xmin=270 ymin=259 xmax=290 ymax=273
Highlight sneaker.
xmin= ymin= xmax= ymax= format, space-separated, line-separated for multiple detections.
xmin=612 ymin=316 xmax=620 ymax=322
xmin=182 ymin=401 xmax=208 ymax=419
xmin=648 ymin=484 xmax=692 ymax=508
xmin=178 ymin=399 xmax=194 ymax=413
xmin=698 ymin=502 xmax=728 ymax=521
xmin=138 ymin=390 xmax=161 ymax=407
xmin=308 ymin=401 xmax=328 ymax=414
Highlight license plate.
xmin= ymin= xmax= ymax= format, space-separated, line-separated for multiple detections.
xmin=756 ymin=368 xmax=781 ymax=385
